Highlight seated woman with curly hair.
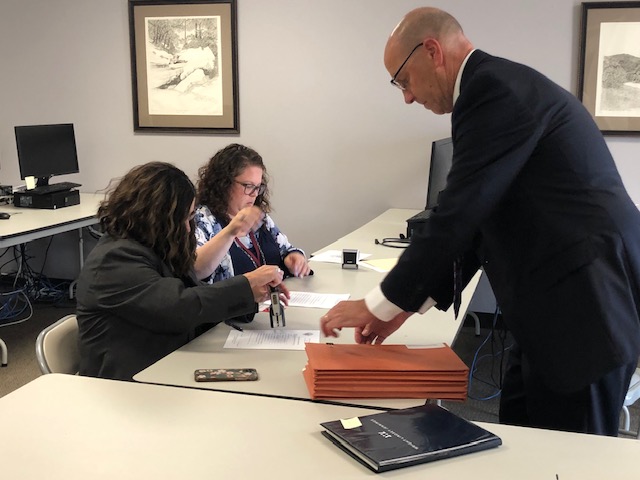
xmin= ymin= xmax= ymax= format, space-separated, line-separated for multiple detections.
xmin=193 ymin=144 xmax=311 ymax=289
xmin=76 ymin=161 xmax=288 ymax=381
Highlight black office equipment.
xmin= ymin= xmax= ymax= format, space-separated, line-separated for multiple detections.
xmin=269 ymin=286 xmax=285 ymax=327
xmin=341 ymin=249 xmax=359 ymax=269
xmin=14 ymin=123 xmax=80 ymax=189
xmin=14 ymin=189 xmax=80 ymax=209
xmin=320 ymin=403 xmax=501 ymax=473
xmin=406 ymin=137 xmax=453 ymax=238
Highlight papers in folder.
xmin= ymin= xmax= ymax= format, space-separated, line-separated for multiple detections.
xmin=302 ymin=343 xmax=469 ymax=400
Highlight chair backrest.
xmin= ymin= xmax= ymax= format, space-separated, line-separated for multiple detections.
xmin=625 ymin=368 xmax=640 ymax=407
xmin=35 ymin=314 xmax=80 ymax=374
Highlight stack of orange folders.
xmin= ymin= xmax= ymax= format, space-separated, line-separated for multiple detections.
xmin=303 ymin=343 xmax=469 ymax=401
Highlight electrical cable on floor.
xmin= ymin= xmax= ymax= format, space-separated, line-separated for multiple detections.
xmin=0 ymin=289 xmax=33 ymax=327
xmin=0 ymin=228 xmax=79 ymax=327
xmin=467 ymin=305 xmax=512 ymax=401
xmin=1 ymin=244 xmax=69 ymax=309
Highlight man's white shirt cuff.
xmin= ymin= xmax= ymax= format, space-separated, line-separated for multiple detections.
xmin=364 ymin=285 xmax=436 ymax=322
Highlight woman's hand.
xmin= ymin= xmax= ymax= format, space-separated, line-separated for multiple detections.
xmin=227 ymin=206 xmax=264 ymax=237
xmin=243 ymin=265 xmax=289 ymax=303
xmin=194 ymin=206 xmax=264 ymax=281
xmin=284 ymin=252 xmax=311 ymax=277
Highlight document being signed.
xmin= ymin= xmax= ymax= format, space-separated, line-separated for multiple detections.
xmin=261 ymin=291 xmax=350 ymax=309
xmin=224 ymin=329 xmax=320 ymax=350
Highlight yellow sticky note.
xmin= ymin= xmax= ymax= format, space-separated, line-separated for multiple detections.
xmin=25 ymin=176 xmax=36 ymax=190
xmin=340 ymin=417 xmax=362 ymax=429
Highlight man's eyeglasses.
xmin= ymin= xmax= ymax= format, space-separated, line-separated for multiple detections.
xmin=235 ymin=181 xmax=266 ymax=196
xmin=390 ymin=42 xmax=423 ymax=90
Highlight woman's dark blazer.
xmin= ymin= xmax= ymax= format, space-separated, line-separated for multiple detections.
xmin=76 ymin=235 xmax=256 ymax=381
xmin=382 ymin=50 xmax=640 ymax=393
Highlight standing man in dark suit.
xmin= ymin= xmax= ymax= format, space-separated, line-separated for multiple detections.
xmin=321 ymin=6 xmax=640 ymax=436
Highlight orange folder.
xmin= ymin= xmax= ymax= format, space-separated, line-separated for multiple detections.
xmin=303 ymin=343 xmax=469 ymax=401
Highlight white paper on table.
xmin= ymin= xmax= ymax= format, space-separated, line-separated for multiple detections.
xmin=261 ymin=291 xmax=350 ymax=309
xmin=309 ymin=249 xmax=372 ymax=264
xmin=223 ymin=329 xmax=320 ymax=350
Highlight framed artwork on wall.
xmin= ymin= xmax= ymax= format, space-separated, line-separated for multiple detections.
xmin=128 ymin=0 xmax=239 ymax=133
xmin=578 ymin=1 xmax=640 ymax=135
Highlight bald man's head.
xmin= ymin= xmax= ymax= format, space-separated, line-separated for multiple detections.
xmin=389 ymin=7 xmax=464 ymax=52
xmin=384 ymin=7 xmax=474 ymax=114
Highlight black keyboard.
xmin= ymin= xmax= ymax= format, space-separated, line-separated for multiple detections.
xmin=28 ymin=182 xmax=82 ymax=195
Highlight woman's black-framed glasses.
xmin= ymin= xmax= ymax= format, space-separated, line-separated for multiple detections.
xmin=236 ymin=181 xmax=266 ymax=196
xmin=390 ymin=43 xmax=423 ymax=90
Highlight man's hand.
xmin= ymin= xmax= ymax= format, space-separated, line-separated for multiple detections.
xmin=355 ymin=312 xmax=411 ymax=344
xmin=321 ymin=300 xmax=410 ymax=344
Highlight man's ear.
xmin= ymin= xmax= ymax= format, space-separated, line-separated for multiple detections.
xmin=423 ymin=38 xmax=444 ymax=66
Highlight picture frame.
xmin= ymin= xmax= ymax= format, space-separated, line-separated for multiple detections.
xmin=128 ymin=0 xmax=239 ymax=133
xmin=578 ymin=2 xmax=640 ymax=135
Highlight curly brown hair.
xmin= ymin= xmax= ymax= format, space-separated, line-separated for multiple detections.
xmin=196 ymin=144 xmax=271 ymax=221
xmin=98 ymin=162 xmax=197 ymax=278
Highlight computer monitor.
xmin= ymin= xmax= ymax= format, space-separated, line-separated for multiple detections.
xmin=424 ymin=137 xmax=453 ymax=210
xmin=14 ymin=123 xmax=79 ymax=187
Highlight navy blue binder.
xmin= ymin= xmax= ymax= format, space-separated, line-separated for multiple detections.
xmin=321 ymin=403 xmax=501 ymax=473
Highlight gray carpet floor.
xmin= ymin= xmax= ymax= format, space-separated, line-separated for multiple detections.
xmin=1 ymin=306 xmax=638 ymax=439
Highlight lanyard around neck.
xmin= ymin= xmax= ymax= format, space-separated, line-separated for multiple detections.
xmin=234 ymin=231 xmax=265 ymax=268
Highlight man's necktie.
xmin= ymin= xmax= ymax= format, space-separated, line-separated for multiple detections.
xmin=453 ymin=257 xmax=462 ymax=319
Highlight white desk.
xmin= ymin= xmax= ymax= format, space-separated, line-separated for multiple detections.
xmin=0 ymin=192 xmax=101 ymax=248
xmin=316 ymin=208 xmax=414 ymax=254
xmin=1 ymin=374 xmax=638 ymax=479
xmin=134 ymin=208 xmax=481 ymax=409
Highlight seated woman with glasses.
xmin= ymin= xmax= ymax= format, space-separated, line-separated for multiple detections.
xmin=194 ymin=144 xmax=311 ymax=293
xmin=76 ymin=161 xmax=288 ymax=381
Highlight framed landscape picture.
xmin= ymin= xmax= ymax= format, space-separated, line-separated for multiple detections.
xmin=128 ymin=0 xmax=239 ymax=133
xmin=578 ymin=2 xmax=640 ymax=135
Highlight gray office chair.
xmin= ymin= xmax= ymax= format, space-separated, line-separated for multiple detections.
xmin=35 ymin=314 xmax=80 ymax=374
xmin=620 ymin=367 xmax=640 ymax=439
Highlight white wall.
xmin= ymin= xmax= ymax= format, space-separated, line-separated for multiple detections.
xmin=1 ymin=0 xmax=639 ymax=282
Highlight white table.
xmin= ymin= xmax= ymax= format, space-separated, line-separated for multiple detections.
xmin=0 ymin=192 xmax=101 ymax=248
xmin=134 ymin=208 xmax=482 ymax=409
xmin=1 ymin=374 xmax=638 ymax=480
